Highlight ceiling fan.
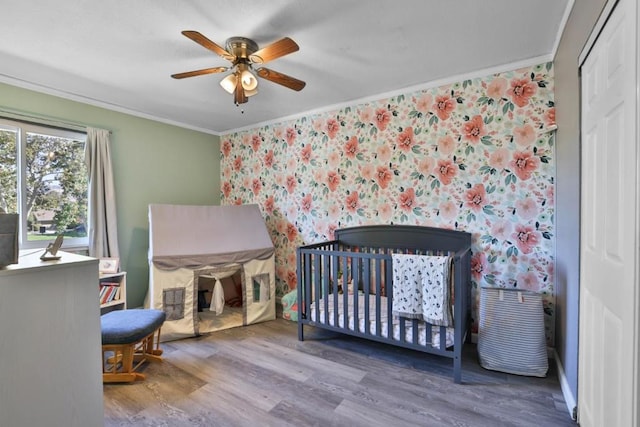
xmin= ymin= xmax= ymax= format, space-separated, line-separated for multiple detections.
xmin=172 ymin=31 xmax=306 ymax=105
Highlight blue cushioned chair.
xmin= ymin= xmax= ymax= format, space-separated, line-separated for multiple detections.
xmin=101 ymin=309 xmax=166 ymax=383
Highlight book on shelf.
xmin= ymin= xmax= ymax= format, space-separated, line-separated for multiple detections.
xmin=99 ymin=283 xmax=121 ymax=304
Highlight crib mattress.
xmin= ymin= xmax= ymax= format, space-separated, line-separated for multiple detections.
xmin=309 ymin=294 xmax=454 ymax=349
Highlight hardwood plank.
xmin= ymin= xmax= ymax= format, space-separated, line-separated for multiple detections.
xmin=104 ymin=319 xmax=575 ymax=426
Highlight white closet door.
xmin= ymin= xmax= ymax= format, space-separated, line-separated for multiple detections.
xmin=579 ymin=0 xmax=638 ymax=425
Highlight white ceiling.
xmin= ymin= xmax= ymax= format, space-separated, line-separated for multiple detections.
xmin=0 ymin=0 xmax=571 ymax=135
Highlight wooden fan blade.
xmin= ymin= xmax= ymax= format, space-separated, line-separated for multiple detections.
xmin=181 ymin=30 xmax=235 ymax=62
xmin=256 ymin=68 xmax=306 ymax=91
xmin=234 ymin=83 xmax=248 ymax=104
xmin=171 ymin=67 xmax=228 ymax=79
xmin=249 ymin=37 xmax=299 ymax=64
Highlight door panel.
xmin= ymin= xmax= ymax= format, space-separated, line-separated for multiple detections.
xmin=578 ymin=0 xmax=637 ymax=425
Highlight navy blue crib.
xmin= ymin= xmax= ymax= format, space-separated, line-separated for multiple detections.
xmin=297 ymin=225 xmax=472 ymax=383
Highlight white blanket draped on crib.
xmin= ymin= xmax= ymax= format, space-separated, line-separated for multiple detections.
xmin=391 ymin=254 xmax=453 ymax=327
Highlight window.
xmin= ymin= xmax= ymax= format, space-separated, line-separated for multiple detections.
xmin=0 ymin=118 xmax=88 ymax=249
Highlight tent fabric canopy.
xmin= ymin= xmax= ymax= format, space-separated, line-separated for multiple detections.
xmin=149 ymin=204 xmax=274 ymax=270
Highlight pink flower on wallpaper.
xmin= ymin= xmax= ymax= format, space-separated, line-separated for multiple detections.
xmin=510 ymin=150 xmax=540 ymax=180
xmin=377 ymin=144 xmax=392 ymax=163
xmin=489 ymin=147 xmax=511 ymax=170
xmin=517 ymin=271 xmax=540 ymax=292
xmin=344 ymin=136 xmax=359 ymax=158
xmin=508 ymin=78 xmax=537 ymax=108
xmin=345 ymin=192 xmax=360 ymax=213
xmin=313 ymin=220 xmax=327 ymax=238
xmin=513 ymin=123 xmax=536 ymax=147
xmin=471 ymin=252 xmax=487 ymax=281
xmin=301 ymin=144 xmax=313 ymax=164
xmin=286 ymin=270 xmax=297 ymax=290
xmin=512 ymin=224 xmax=540 ymax=254
xmin=286 ymin=223 xmax=298 ymax=242
xmin=233 ymin=198 xmax=242 ymax=205
xmin=285 ymin=175 xmax=297 ymax=193
xmin=264 ymin=150 xmax=275 ymax=168
xmin=287 ymin=157 xmax=297 ymax=172
xmin=487 ymin=77 xmax=507 ymax=99
xmin=251 ymin=178 xmax=262 ymax=196
xmin=490 ymin=219 xmax=513 ymax=241
xmin=360 ymin=163 xmax=375 ymax=181
xmin=300 ymin=194 xmax=312 ymax=213
xmin=435 ymin=159 xmax=457 ymax=185
xmin=375 ymin=166 xmax=393 ymax=189
xmin=463 ymin=115 xmax=486 ymax=144
xmin=465 ymin=183 xmax=487 ymax=212
xmin=439 ymin=200 xmax=458 ymax=220
xmin=326 ymin=171 xmax=341 ymax=192
xmin=546 ymin=185 xmax=554 ymax=204
xmin=221 ymin=140 xmax=232 ymax=157
xmin=360 ymin=106 xmax=374 ymax=123
xmin=417 ymin=157 xmax=435 ymax=177
xmin=251 ymin=134 xmax=261 ymax=152
xmin=242 ymin=134 xmax=251 ymax=147
xmin=437 ymin=135 xmax=456 ymax=155
xmin=233 ymin=156 xmax=242 ymax=171
xmin=416 ymin=93 xmax=433 ymax=113
xmin=264 ymin=195 xmax=275 ymax=214
xmin=285 ymin=127 xmax=297 ymax=146
xmin=328 ymin=203 xmax=341 ymax=219
xmin=516 ymin=197 xmax=539 ymax=220
xmin=433 ymin=94 xmax=456 ymax=121
xmin=312 ymin=119 xmax=324 ymax=132
xmin=377 ymin=202 xmax=393 ymax=221
xmin=397 ymin=127 xmax=416 ymax=152
xmin=327 ymin=224 xmax=338 ymax=240
xmin=374 ymin=108 xmax=391 ymax=131
xmin=327 ymin=150 xmax=341 ymax=168
xmin=545 ymin=107 xmax=556 ymax=127
xmin=398 ymin=187 xmax=416 ymax=212
xmin=221 ymin=181 xmax=232 ymax=199
xmin=325 ymin=118 xmax=340 ymax=139
xmin=274 ymin=127 xmax=284 ymax=140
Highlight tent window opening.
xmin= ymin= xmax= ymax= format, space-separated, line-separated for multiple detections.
xmin=252 ymin=273 xmax=270 ymax=303
xmin=163 ymin=287 xmax=185 ymax=320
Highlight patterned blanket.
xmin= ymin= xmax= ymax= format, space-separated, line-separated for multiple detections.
xmin=391 ymin=254 xmax=453 ymax=327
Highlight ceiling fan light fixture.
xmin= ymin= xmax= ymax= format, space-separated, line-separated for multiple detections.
xmin=245 ymin=87 xmax=258 ymax=97
xmin=240 ymin=69 xmax=258 ymax=91
xmin=220 ymin=73 xmax=237 ymax=94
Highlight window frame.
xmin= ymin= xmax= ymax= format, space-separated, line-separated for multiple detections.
xmin=0 ymin=118 xmax=89 ymax=250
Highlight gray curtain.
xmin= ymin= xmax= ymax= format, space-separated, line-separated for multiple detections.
xmin=85 ymin=127 xmax=119 ymax=258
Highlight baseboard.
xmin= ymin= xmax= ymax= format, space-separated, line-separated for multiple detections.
xmin=554 ymin=349 xmax=577 ymax=421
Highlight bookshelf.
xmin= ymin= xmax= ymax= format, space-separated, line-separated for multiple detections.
xmin=99 ymin=271 xmax=126 ymax=312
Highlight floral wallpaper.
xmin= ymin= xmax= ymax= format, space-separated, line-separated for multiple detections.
xmin=220 ymin=62 xmax=556 ymax=344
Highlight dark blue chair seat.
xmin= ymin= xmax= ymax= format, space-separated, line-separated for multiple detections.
xmin=101 ymin=309 xmax=166 ymax=345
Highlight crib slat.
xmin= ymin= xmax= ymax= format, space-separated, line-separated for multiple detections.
xmin=386 ymin=259 xmax=393 ymax=341
xmin=332 ymin=254 xmax=339 ymax=328
xmin=363 ymin=257 xmax=370 ymax=334
xmin=375 ymin=257 xmax=382 ymax=337
xmin=313 ymin=255 xmax=321 ymax=324
xmin=342 ymin=256 xmax=348 ymax=330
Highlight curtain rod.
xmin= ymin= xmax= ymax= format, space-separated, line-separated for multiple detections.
xmin=0 ymin=107 xmax=111 ymax=134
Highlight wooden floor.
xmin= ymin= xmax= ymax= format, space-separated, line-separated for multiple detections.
xmin=103 ymin=318 xmax=575 ymax=426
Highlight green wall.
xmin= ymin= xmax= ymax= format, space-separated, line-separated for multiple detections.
xmin=0 ymin=82 xmax=221 ymax=307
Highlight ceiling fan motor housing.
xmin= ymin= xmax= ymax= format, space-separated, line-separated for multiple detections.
xmin=225 ymin=37 xmax=259 ymax=62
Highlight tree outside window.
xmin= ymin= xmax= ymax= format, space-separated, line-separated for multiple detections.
xmin=0 ymin=120 xmax=88 ymax=248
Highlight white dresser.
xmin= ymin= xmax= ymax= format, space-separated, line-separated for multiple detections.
xmin=0 ymin=250 xmax=103 ymax=427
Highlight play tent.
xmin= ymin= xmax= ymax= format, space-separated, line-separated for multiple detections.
xmin=146 ymin=203 xmax=275 ymax=341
